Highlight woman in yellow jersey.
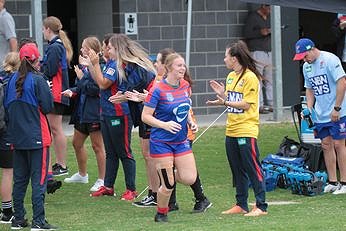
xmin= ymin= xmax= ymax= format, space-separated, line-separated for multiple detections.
xmin=206 ymin=40 xmax=268 ymax=217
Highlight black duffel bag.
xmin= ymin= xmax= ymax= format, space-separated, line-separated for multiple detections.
xmin=298 ymin=143 xmax=326 ymax=172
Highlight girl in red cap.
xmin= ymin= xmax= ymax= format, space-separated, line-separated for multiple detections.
xmin=4 ymin=43 xmax=57 ymax=229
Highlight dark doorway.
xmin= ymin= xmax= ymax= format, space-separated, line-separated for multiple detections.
xmin=47 ymin=0 xmax=78 ymax=85
xmin=299 ymin=10 xmax=337 ymax=53
xmin=47 ymin=0 xmax=78 ymax=114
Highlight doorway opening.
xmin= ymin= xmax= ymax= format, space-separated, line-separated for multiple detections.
xmin=299 ymin=10 xmax=337 ymax=53
xmin=47 ymin=0 xmax=78 ymax=86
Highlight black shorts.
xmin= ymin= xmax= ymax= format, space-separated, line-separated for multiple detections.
xmin=50 ymin=102 xmax=68 ymax=115
xmin=0 ymin=150 xmax=13 ymax=168
xmin=138 ymin=121 xmax=151 ymax=139
xmin=74 ymin=122 xmax=101 ymax=135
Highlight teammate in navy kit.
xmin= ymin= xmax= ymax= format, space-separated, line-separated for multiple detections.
xmin=107 ymin=34 xmax=156 ymax=201
xmin=4 ymin=43 xmax=57 ymax=230
xmin=293 ymin=38 xmax=346 ymax=194
xmin=62 ymin=36 xmax=106 ymax=192
xmin=142 ymin=53 xmax=211 ymax=222
xmin=87 ymin=34 xmax=138 ymax=200
xmin=41 ymin=16 xmax=73 ymax=176
xmin=0 ymin=51 xmax=19 ymax=223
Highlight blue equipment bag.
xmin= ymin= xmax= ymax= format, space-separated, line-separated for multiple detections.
xmin=261 ymin=154 xmax=327 ymax=195
xmin=262 ymin=154 xmax=305 ymax=167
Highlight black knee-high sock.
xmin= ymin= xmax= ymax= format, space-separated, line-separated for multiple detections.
xmin=190 ymin=174 xmax=206 ymax=201
xmin=168 ymin=184 xmax=176 ymax=205
xmin=2 ymin=201 xmax=13 ymax=216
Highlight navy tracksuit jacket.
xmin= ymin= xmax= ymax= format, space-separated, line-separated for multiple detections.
xmin=4 ymin=71 xmax=53 ymax=224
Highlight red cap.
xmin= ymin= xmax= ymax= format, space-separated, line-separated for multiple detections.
xmin=19 ymin=43 xmax=40 ymax=62
xmin=339 ymin=15 xmax=346 ymax=21
xmin=293 ymin=38 xmax=315 ymax=61
xmin=293 ymin=52 xmax=308 ymax=61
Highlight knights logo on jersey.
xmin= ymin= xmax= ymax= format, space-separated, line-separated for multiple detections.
xmin=227 ymin=78 xmax=233 ymax=84
xmin=106 ymin=67 xmax=116 ymax=76
xmin=173 ymin=103 xmax=190 ymax=122
xmin=166 ymin=93 xmax=174 ymax=102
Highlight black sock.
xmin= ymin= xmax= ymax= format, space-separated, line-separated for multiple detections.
xmin=328 ymin=181 xmax=338 ymax=186
xmin=148 ymin=189 xmax=153 ymax=197
xmin=168 ymin=185 xmax=176 ymax=205
xmin=340 ymin=182 xmax=346 ymax=185
xmin=190 ymin=174 xmax=206 ymax=201
xmin=152 ymin=192 xmax=157 ymax=201
xmin=2 ymin=201 xmax=12 ymax=216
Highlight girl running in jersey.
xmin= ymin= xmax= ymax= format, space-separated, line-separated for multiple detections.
xmin=129 ymin=48 xmax=210 ymax=213
xmin=142 ymin=53 xmax=212 ymax=222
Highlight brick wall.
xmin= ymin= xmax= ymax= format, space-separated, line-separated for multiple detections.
xmin=115 ymin=0 xmax=249 ymax=115
xmin=5 ymin=0 xmax=47 ymax=41
xmin=6 ymin=0 xmax=250 ymax=115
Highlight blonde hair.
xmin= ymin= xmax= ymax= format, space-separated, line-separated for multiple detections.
xmin=83 ymin=36 xmax=102 ymax=54
xmin=109 ymin=34 xmax=157 ymax=82
xmin=43 ymin=16 xmax=73 ymax=65
xmin=2 ymin=52 xmax=20 ymax=73
xmin=164 ymin=53 xmax=184 ymax=73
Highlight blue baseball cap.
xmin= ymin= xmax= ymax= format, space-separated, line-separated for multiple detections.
xmin=293 ymin=38 xmax=315 ymax=61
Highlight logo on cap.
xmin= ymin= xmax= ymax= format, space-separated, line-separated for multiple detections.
xmin=293 ymin=38 xmax=315 ymax=61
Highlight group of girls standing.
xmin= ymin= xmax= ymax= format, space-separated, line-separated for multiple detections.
xmin=0 ymin=15 xmax=74 ymax=229
xmin=0 ymin=14 xmax=268 ymax=229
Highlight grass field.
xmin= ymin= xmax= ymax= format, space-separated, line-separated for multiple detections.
xmin=2 ymin=123 xmax=346 ymax=231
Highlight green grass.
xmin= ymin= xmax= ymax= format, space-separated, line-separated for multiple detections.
xmin=2 ymin=123 xmax=346 ymax=230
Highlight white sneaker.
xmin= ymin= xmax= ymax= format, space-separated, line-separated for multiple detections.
xmin=333 ymin=185 xmax=346 ymax=195
xmin=323 ymin=183 xmax=340 ymax=193
xmin=90 ymin=179 xmax=104 ymax=192
xmin=64 ymin=172 xmax=89 ymax=184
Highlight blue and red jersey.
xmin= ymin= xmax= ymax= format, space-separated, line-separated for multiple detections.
xmin=123 ymin=63 xmax=155 ymax=127
xmin=4 ymin=72 xmax=53 ymax=149
xmin=100 ymin=59 xmax=129 ymax=118
xmin=144 ymin=79 xmax=191 ymax=143
xmin=40 ymin=36 xmax=70 ymax=106
xmin=123 ymin=63 xmax=155 ymax=92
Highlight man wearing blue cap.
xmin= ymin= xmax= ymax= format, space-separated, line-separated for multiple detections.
xmin=293 ymin=38 xmax=346 ymax=194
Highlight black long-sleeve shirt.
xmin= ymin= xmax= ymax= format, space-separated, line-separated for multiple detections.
xmin=243 ymin=11 xmax=271 ymax=52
